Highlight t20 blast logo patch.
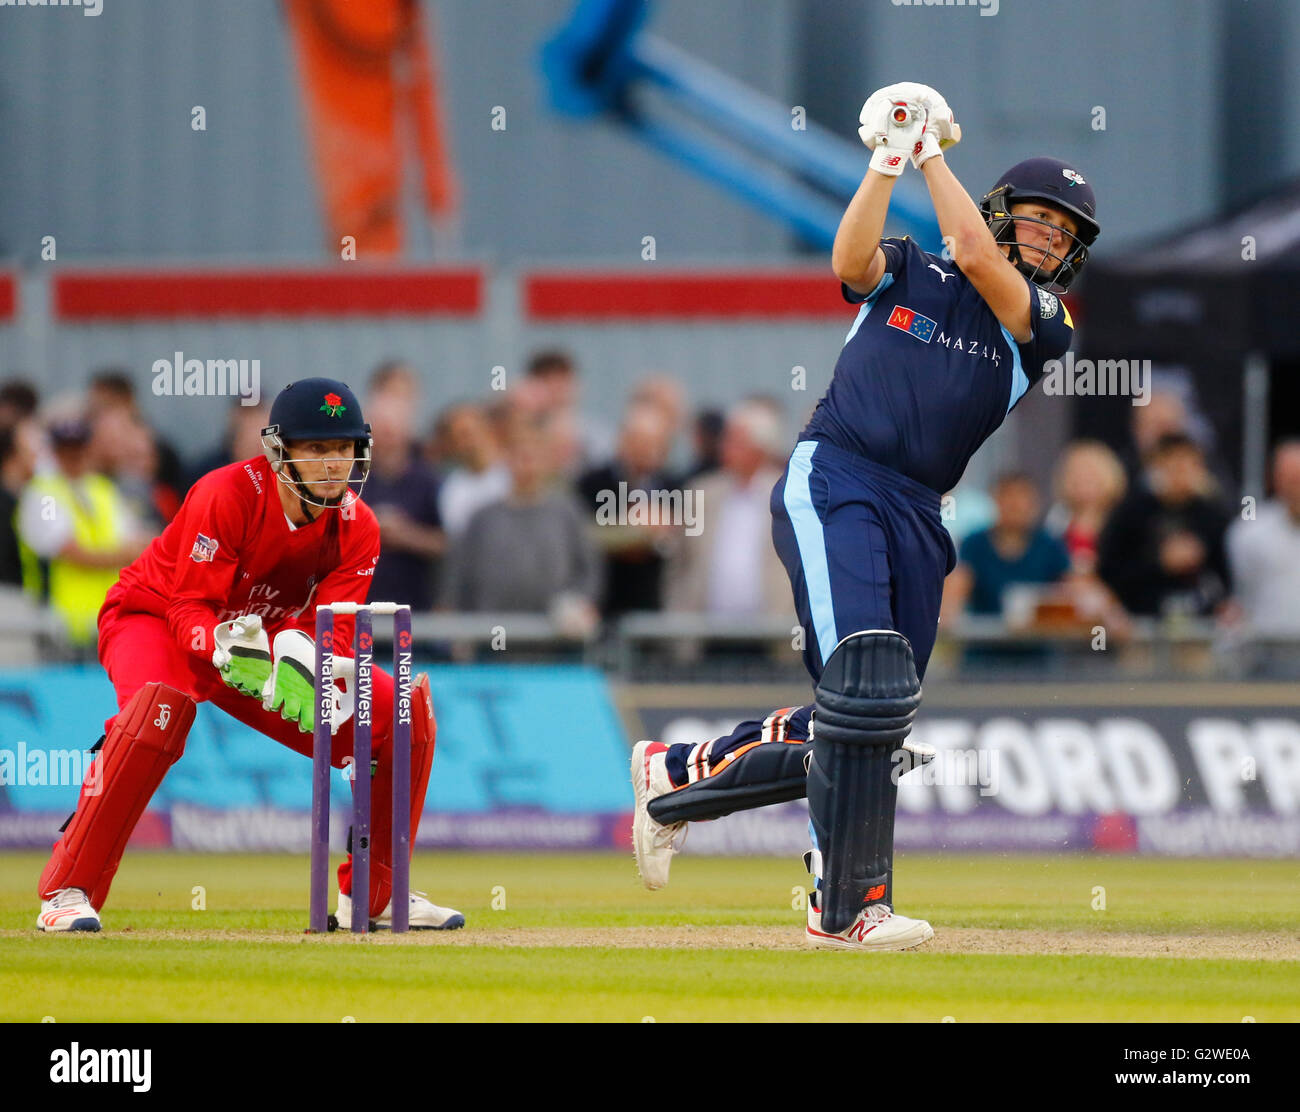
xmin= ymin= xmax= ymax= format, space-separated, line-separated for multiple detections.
xmin=190 ymin=533 xmax=220 ymax=563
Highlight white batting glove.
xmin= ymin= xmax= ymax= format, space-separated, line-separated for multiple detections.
xmin=861 ymin=95 xmax=925 ymax=177
xmin=858 ymin=90 xmax=890 ymax=150
xmin=922 ymin=92 xmax=961 ymax=148
xmin=910 ymin=90 xmax=961 ymax=169
xmin=911 ymin=127 xmax=944 ymax=170
xmin=875 ymin=83 xmax=960 ymax=141
xmin=860 ymin=82 xmax=961 ymax=170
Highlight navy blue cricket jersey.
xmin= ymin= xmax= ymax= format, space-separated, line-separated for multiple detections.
xmin=801 ymin=236 xmax=1075 ymax=494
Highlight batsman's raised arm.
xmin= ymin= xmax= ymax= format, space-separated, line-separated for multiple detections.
xmin=831 ymin=85 xmax=919 ymax=293
xmin=920 ymin=154 xmax=1033 ymax=342
xmin=831 ymin=172 xmax=893 ymax=296
xmin=835 ymin=82 xmax=963 ymax=295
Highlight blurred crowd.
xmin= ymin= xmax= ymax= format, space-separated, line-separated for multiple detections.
xmin=3 ymin=358 xmax=1299 ymax=662
xmin=940 ymin=390 xmax=1300 ymax=656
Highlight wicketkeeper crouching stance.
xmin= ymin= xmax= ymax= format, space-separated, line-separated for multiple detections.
xmin=36 ymin=378 xmax=463 ymax=933
xmin=632 ymin=83 xmax=1099 ymax=949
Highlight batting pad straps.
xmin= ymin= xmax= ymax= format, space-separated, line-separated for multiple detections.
xmin=812 ymin=630 xmax=922 ymax=749
xmin=647 ymin=740 xmax=811 ymax=825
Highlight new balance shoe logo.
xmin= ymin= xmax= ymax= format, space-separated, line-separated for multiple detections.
xmin=847 ymin=919 xmax=880 ymax=942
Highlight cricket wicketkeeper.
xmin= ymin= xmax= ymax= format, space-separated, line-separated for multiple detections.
xmin=36 ymin=378 xmax=463 ymax=933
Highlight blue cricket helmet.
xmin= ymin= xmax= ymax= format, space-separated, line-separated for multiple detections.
xmin=980 ymin=157 xmax=1100 ymax=291
xmin=261 ymin=378 xmax=372 ymax=508
xmin=266 ymin=377 xmax=368 ymax=442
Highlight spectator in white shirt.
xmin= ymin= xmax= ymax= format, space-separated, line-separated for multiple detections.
xmin=666 ymin=399 xmax=791 ymax=619
xmin=435 ymin=402 xmax=511 ymax=540
xmin=1226 ymin=440 xmax=1300 ymax=636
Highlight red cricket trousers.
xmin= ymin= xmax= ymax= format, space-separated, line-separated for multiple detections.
xmin=38 ymin=600 xmax=428 ymax=916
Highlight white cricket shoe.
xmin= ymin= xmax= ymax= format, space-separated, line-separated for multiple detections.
xmin=37 ymin=888 xmax=101 ymax=933
xmin=805 ymin=896 xmax=934 ymax=951
xmin=631 ymin=739 xmax=686 ymax=890
xmin=335 ymin=889 xmax=465 ymax=931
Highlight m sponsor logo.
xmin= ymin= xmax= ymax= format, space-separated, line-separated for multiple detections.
xmin=886 ymin=305 xmax=938 ymax=342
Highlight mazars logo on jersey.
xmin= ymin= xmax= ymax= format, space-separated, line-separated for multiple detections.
xmin=886 ymin=305 xmax=937 ymax=343
xmin=190 ymin=533 xmax=219 ymax=563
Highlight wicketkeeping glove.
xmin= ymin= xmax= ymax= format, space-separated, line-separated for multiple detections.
xmin=263 ymin=629 xmax=318 ymax=733
xmin=213 ymin=615 xmax=272 ymax=698
xmin=260 ymin=628 xmax=358 ymax=735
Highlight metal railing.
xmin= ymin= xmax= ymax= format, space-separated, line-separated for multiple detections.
xmin=4 ymin=604 xmax=1297 ymax=681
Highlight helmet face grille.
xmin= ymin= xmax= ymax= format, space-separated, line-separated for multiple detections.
xmin=260 ymin=426 xmax=373 ymax=509
xmin=980 ymin=184 xmax=1091 ymax=292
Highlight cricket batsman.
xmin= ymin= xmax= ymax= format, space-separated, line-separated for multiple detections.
xmin=36 ymin=378 xmax=464 ymax=932
xmin=632 ymin=84 xmax=1099 ymax=949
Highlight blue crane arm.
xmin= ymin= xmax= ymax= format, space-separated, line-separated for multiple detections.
xmin=540 ymin=0 xmax=943 ymax=251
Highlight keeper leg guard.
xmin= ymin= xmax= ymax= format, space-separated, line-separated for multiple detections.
xmin=808 ymin=630 xmax=921 ymax=934
xmin=39 ymin=682 xmax=195 ymax=911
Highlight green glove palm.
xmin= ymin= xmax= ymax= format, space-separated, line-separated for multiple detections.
xmin=220 ymin=650 xmax=272 ymax=699
xmin=214 ymin=616 xmax=272 ymax=699
xmin=266 ymin=657 xmax=317 ymax=733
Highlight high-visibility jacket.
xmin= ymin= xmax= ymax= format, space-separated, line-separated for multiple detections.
xmin=19 ymin=473 xmax=126 ymax=645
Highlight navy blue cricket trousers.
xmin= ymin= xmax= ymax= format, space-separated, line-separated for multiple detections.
xmin=665 ymin=439 xmax=956 ymax=787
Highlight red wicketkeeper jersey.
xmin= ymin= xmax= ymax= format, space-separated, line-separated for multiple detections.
xmin=107 ymin=456 xmax=379 ymax=663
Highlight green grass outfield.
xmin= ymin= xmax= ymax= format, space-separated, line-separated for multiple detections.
xmin=1 ymin=851 xmax=1297 ymax=1021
